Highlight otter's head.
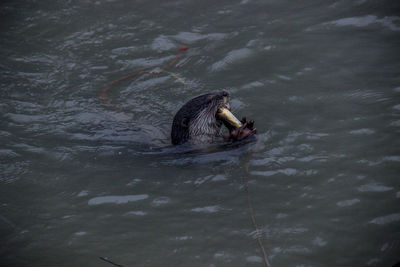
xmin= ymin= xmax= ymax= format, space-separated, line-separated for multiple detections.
xmin=171 ymin=91 xmax=231 ymax=145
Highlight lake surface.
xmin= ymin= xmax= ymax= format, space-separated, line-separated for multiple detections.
xmin=1 ymin=0 xmax=400 ymax=266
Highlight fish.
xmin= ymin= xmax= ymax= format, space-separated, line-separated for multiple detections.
xmin=217 ymin=106 xmax=243 ymax=129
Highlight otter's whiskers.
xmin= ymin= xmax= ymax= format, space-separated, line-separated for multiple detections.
xmin=189 ymin=98 xmax=222 ymax=143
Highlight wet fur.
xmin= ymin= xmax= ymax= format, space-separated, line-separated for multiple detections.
xmin=171 ymin=92 xmax=227 ymax=145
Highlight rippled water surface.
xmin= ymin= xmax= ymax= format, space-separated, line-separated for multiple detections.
xmin=1 ymin=1 xmax=400 ymax=266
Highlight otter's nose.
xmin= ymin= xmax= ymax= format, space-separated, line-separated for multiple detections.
xmin=222 ymin=91 xmax=229 ymax=97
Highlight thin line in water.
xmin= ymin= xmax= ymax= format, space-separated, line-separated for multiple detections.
xmin=243 ymin=162 xmax=271 ymax=267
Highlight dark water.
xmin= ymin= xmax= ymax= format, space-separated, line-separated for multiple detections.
xmin=1 ymin=0 xmax=400 ymax=266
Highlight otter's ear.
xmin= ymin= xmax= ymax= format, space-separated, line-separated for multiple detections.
xmin=181 ymin=117 xmax=189 ymax=128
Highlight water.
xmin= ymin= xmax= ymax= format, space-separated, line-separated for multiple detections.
xmin=1 ymin=0 xmax=400 ymax=266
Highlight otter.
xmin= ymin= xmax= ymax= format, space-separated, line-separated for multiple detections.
xmin=171 ymin=91 xmax=256 ymax=145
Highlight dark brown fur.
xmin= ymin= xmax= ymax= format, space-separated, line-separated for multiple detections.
xmin=171 ymin=91 xmax=256 ymax=145
xmin=171 ymin=91 xmax=228 ymax=145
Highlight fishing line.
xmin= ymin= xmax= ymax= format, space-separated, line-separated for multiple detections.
xmin=99 ymin=45 xmax=271 ymax=266
xmin=98 ymin=46 xmax=189 ymax=267
xmin=100 ymin=46 xmax=189 ymax=110
xmin=242 ymin=162 xmax=271 ymax=267
xmin=99 ymin=256 xmax=124 ymax=267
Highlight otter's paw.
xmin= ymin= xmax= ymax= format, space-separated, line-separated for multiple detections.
xmin=229 ymin=117 xmax=256 ymax=141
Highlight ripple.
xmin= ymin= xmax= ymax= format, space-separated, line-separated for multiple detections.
xmin=116 ymin=55 xmax=175 ymax=69
xmin=0 ymin=149 xmax=20 ymax=159
xmin=251 ymin=156 xmax=295 ymax=166
xmin=0 ymin=161 xmax=29 ymax=184
xmin=379 ymin=16 xmax=400 ymax=31
xmin=77 ymin=190 xmax=89 ymax=197
xmin=126 ymin=178 xmax=142 ymax=186
xmin=171 ymin=32 xmax=227 ymax=44
xmin=337 ymin=198 xmax=360 ymax=207
xmin=282 ymin=227 xmax=308 ymax=234
xmin=251 ymin=168 xmax=317 ymax=177
xmin=242 ymin=81 xmax=264 ymax=90
xmin=111 ymin=46 xmax=139 ymax=56
xmin=358 ymin=156 xmax=400 ymax=166
xmin=330 ymin=15 xmax=378 ymax=27
xmin=357 ymin=183 xmax=393 ymax=192
xmin=151 ymin=35 xmax=175 ymax=51
xmin=312 ymin=236 xmax=327 ymax=247
xmin=163 ymin=148 xmax=246 ymax=165
xmin=12 ymin=143 xmax=45 ymax=154
xmin=349 ymin=129 xmax=375 ymax=135
xmin=171 ymin=235 xmax=192 ymax=241
xmin=246 ymin=256 xmax=263 ymax=263
xmin=74 ymin=231 xmax=87 ymax=236
xmin=6 ymin=113 xmax=48 ymax=123
xmin=383 ymin=156 xmax=400 ymax=162
xmin=370 ymin=213 xmax=400 ymax=225
xmin=393 ymin=104 xmax=400 ymax=111
xmin=193 ymin=174 xmax=227 ymax=185
xmin=252 ymin=168 xmax=297 ymax=177
xmin=75 ymin=112 xmax=105 ymax=124
xmin=190 ymin=205 xmax=223 ymax=213
xmin=284 ymin=246 xmax=311 ymax=254
xmin=124 ymin=211 xmax=147 ymax=216
xmin=250 ymin=158 xmax=276 ymax=166
xmin=210 ymin=48 xmax=254 ymax=71
xmin=324 ymin=15 xmax=400 ymax=31
xmin=214 ymin=251 xmax=232 ymax=261
xmin=298 ymin=155 xmax=328 ymax=162
xmin=152 ymin=197 xmax=170 ymax=206
xmin=344 ymin=89 xmax=387 ymax=102
xmin=305 ymin=133 xmax=329 ymax=140
xmin=210 ymin=174 xmax=227 ymax=182
xmin=276 ymin=213 xmax=288 ymax=219
xmin=87 ymin=194 xmax=149 ymax=205
xmin=277 ymin=74 xmax=292 ymax=81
